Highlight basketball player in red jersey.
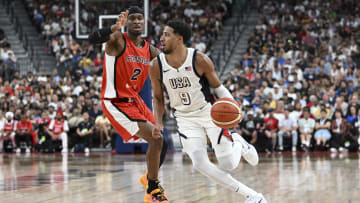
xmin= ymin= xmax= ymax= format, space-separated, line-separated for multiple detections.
xmin=15 ymin=113 xmax=33 ymax=153
xmin=0 ymin=112 xmax=16 ymax=152
xmin=88 ymin=6 xmax=168 ymax=203
xmin=47 ymin=110 xmax=69 ymax=153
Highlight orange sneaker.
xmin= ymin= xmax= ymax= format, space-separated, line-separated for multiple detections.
xmin=139 ymin=171 xmax=148 ymax=188
xmin=144 ymin=187 xmax=169 ymax=203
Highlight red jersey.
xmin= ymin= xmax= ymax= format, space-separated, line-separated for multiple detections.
xmin=16 ymin=120 xmax=32 ymax=133
xmin=101 ymin=33 xmax=150 ymax=99
xmin=264 ymin=117 xmax=279 ymax=131
xmin=49 ymin=119 xmax=69 ymax=135
xmin=3 ymin=120 xmax=16 ymax=132
xmin=36 ymin=118 xmax=51 ymax=126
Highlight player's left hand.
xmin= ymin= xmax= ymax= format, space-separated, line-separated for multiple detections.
xmin=152 ymin=125 xmax=163 ymax=139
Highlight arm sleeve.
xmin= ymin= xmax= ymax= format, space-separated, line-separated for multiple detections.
xmin=214 ymin=85 xmax=233 ymax=99
xmin=88 ymin=27 xmax=112 ymax=44
xmin=48 ymin=120 xmax=55 ymax=130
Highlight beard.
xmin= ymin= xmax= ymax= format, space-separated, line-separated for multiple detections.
xmin=162 ymin=49 xmax=172 ymax=54
xmin=162 ymin=45 xmax=172 ymax=54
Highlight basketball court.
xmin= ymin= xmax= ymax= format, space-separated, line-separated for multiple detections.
xmin=0 ymin=152 xmax=359 ymax=203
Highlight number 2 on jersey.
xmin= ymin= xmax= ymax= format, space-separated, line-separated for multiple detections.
xmin=179 ymin=92 xmax=191 ymax=105
xmin=131 ymin=68 xmax=142 ymax=80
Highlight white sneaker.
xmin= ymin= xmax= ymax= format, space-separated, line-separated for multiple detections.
xmin=16 ymin=148 xmax=21 ymax=153
xmin=62 ymin=148 xmax=68 ymax=153
xmin=84 ymin=147 xmax=90 ymax=153
xmin=25 ymin=148 xmax=31 ymax=153
xmin=338 ymin=147 xmax=346 ymax=152
xmin=330 ymin=148 xmax=337 ymax=153
xmin=245 ymin=193 xmax=267 ymax=203
xmin=233 ymin=133 xmax=259 ymax=166
xmin=292 ymin=146 xmax=296 ymax=152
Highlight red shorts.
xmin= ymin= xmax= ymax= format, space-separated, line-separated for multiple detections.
xmin=102 ymin=97 xmax=155 ymax=142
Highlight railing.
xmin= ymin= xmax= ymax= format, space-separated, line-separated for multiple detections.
xmin=211 ymin=0 xmax=250 ymax=77
xmin=3 ymin=0 xmax=41 ymax=74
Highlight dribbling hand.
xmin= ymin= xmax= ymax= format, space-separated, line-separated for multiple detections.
xmin=152 ymin=125 xmax=163 ymax=139
xmin=111 ymin=10 xmax=129 ymax=32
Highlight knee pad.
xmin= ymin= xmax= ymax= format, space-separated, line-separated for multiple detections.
xmin=213 ymin=137 xmax=233 ymax=158
xmin=217 ymin=155 xmax=238 ymax=171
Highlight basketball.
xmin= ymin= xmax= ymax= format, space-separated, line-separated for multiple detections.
xmin=210 ymin=98 xmax=242 ymax=128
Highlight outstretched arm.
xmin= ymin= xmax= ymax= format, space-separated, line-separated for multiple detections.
xmin=149 ymin=57 xmax=165 ymax=138
xmin=195 ymin=52 xmax=233 ymax=99
xmin=88 ymin=10 xmax=128 ymax=56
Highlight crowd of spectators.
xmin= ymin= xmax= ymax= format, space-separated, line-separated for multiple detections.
xmin=25 ymin=0 xmax=232 ymax=69
xmin=0 ymin=68 xmax=115 ymax=153
xmin=229 ymin=0 xmax=360 ymax=153
xmin=2 ymin=0 xmax=360 ymax=154
xmin=0 ymin=0 xmax=232 ymax=153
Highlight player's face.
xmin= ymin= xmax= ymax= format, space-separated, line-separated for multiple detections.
xmin=160 ymin=26 xmax=180 ymax=54
xmin=127 ymin=13 xmax=144 ymax=36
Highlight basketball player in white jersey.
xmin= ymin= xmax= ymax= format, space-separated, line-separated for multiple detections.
xmin=149 ymin=20 xmax=267 ymax=203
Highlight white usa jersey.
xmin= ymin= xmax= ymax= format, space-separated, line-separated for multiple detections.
xmin=158 ymin=48 xmax=214 ymax=113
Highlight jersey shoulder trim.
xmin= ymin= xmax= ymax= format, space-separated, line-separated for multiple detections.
xmin=157 ymin=54 xmax=163 ymax=83
xmin=192 ymin=49 xmax=201 ymax=78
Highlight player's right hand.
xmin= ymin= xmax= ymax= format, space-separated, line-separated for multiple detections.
xmin=111 ymin=10 xmax=129 ymax=32
xmin=152 ymin=125 xmax=163 ymax=139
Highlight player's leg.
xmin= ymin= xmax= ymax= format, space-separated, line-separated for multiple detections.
xmin=136 ymin=121 xmax=163 ymax=181
xmin=181 ymin=136 xmax=265 ymax=201
xmin=206 ymin=128 xmax=242 ymax=171
xmin=102 ymin=100 xmax=168 ymax=202
xmin=136 ymin=122 xmax=169 ymax=202
xmin=209 ymin=127 xmax=259 ymax=168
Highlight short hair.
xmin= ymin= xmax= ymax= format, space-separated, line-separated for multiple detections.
xmin=166 ymin=20 xmax=192 ymax=44
xmin=128 ymin=6 xmax=144 ymax=15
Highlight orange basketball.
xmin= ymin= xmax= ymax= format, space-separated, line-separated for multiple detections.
xmin=210 ymin=98 xmax=242 ymax=128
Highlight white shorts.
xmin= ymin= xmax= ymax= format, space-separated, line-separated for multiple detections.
xmin=176 ymin=103 xmax=233 ymax=157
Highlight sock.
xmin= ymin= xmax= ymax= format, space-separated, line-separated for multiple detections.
xmin=147 ymin=179 xmax=159 ymax=194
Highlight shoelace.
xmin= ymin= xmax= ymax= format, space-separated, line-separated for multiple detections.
xmin=151 ymin=185 xmax=167 ymax=201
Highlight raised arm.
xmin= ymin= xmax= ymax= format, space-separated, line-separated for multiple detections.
xmin=149 ymin=57 xmax=165 ymax=138
xmin=88 ymin=10 xmax=128 ymax=56
xmin=195 ymin=52 xmax=233 ymax=99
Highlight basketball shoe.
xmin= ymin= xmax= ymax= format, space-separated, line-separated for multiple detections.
xmin=245 ymin=193 xmax=267 ymax=203
xmin=139 ymin=171 xmax=148 ymax=188
xmin=144 ymin=181 xmax=169 ymax=203
xmin=232 ymin=133 xmax=259 ymax=166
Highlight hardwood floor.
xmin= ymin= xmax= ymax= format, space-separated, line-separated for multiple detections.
xmin=0 ymin=152 xmax=359 ymax=203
